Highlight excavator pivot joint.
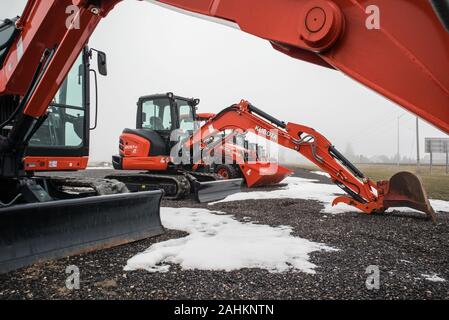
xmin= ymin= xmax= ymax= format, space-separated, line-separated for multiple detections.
xmin=299 ymin=0 xmax=345 ymax=52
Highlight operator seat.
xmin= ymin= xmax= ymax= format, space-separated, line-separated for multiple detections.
xmin=150 ymin=117 xmax=164 ymax=130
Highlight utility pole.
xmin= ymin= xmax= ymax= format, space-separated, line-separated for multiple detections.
xmin=416 ymin=117 xmax=420 ymax=172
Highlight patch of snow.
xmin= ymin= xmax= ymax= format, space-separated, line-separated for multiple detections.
xmin=209 ymin=177 xmax=335 ymax=204
xmin=210 ymin=177 xmax=354 ymax=214
xmin=421 ymin=273 xmax=446 ymax=283
xmin=210 ymin=177 xmax=449 ymax=214
xmin=125 ymin=207 xmax=336 ymax=274
xmin=86 ymin=167 xmax=112 ymax=170
xmin=430 ymin=199 xmax=449 ymax=213
xmin=385 ymin=199 xmax=449 ymax=214
xmin=311 ymin=171 xmax=331 ymax=178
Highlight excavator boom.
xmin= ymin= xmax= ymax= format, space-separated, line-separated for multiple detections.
xmin=152 ymin=0 xmax=449 ymax=135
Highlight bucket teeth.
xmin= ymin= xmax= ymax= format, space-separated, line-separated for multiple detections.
xmin=382 ymin=172 xmax=436 ymax=221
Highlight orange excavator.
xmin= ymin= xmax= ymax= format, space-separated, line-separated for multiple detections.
xmin=107 ymin=93 xmax=291 ymax=201
xmin=1 ymin=0 xmax=449 ymax=272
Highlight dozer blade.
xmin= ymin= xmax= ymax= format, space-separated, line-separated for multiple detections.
xmin=383 ymin=171 xmax=436 ymax=221
xmin=0 ymin=190 xmax=163 ymax=274
xmin=194 ymin=178 xmax=243 ymax=203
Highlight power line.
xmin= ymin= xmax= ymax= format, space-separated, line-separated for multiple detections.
xmin=346 ymin=112 xmax=401 ymax=145
xmin=344 ymin=109 xmax=403 ymax=142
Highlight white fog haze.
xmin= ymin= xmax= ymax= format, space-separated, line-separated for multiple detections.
xmin=2 ymin=0 xmax=447 ymax=163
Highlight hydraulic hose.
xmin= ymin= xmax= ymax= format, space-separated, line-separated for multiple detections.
xmin=0 ymin=49 xmax=51 ymax=130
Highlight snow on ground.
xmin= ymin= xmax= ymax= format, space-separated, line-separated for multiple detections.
xmin=211 ymin=177 xmax=354 ymax=214
xmin=125 ymin=207 xmax=336 ymax=274
xmin=429 ymin=199 xmax=449 ymax=213
xmin=210 ymin=177 xmax=449 ymax=214
xmin=421 ymin=273 xmax=446 ymax=283
xmin=311 ymin=171 xmax=331 ymax=178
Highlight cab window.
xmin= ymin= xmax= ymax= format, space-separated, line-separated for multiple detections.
xmin=29 ymin=53 xmax=85 ymax=147
xmin=141 ymin=98 xmax=172 ymax=131
xmin=177 ymin=99 xmax=195 ymax=132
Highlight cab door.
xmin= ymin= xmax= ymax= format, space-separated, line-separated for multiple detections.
xmin=23 ymin=48 xmax=91 ymax=171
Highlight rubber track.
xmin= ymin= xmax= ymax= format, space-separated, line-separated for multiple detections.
xmin=185 ymin=171 xmax=224 ymax=182
xmin=105 ymin=173 xmax=191 ymax=200
xmin=45 ymin=176 xmax=129 ymax=195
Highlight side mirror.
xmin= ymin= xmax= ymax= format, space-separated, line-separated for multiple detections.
xmin=142 ymin=112 xmax=147 ymax=123
xmin=97 ymin=51 xmax=107 ymax=76
xmin=194 ymin=99 xmax=200 ymax=106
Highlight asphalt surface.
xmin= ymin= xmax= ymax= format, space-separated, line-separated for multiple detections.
xmin=1 ymin=168 xmax=449 ymax=300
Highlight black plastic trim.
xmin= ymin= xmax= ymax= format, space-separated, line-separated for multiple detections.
xmin=248 ymin=104 xmax=287 ymax=129
xmin=430 ymin=0 xmax=449 ymax=33
xmin=329 ymin=146 xmax=365 ymax=179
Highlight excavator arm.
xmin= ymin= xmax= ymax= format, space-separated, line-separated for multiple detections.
xmin=188 ymin=100 xmax=435 ymax=219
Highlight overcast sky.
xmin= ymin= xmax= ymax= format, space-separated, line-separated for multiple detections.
xmin=2 ymin=0 xmax=448 ymax=162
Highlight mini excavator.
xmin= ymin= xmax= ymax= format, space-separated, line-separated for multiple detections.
xmin=107 ymin=93 xmax=290 ymax=201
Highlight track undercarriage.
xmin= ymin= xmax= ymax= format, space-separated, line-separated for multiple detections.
xmin=106 ymin=170 xmax=242 ymax=202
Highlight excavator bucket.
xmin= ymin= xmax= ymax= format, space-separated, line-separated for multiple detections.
xmin=241 ymin=163 xmax=293 ymax=187
xmin=0 ymin=190 xmax=163 ymax=274
xmin=194 ymin=178 xmax=243 ymax=203
xmin=382 ymin=172 xmax=436 ymax=221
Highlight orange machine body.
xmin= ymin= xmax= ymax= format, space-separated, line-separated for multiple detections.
xmin=23 ymin=156 xmax=88 ymax=171
xmin=119 ymin=133 xmax=169 ymax=171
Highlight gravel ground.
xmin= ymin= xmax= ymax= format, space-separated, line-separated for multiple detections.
xmin=1 ymin=168 xmax=448 ymax=300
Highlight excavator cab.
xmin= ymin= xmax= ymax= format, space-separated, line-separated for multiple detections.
xmin=137 ymin=93 xmax=199 ymax=153
xmin=24 ymin=49 xmax=90 ymax=168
